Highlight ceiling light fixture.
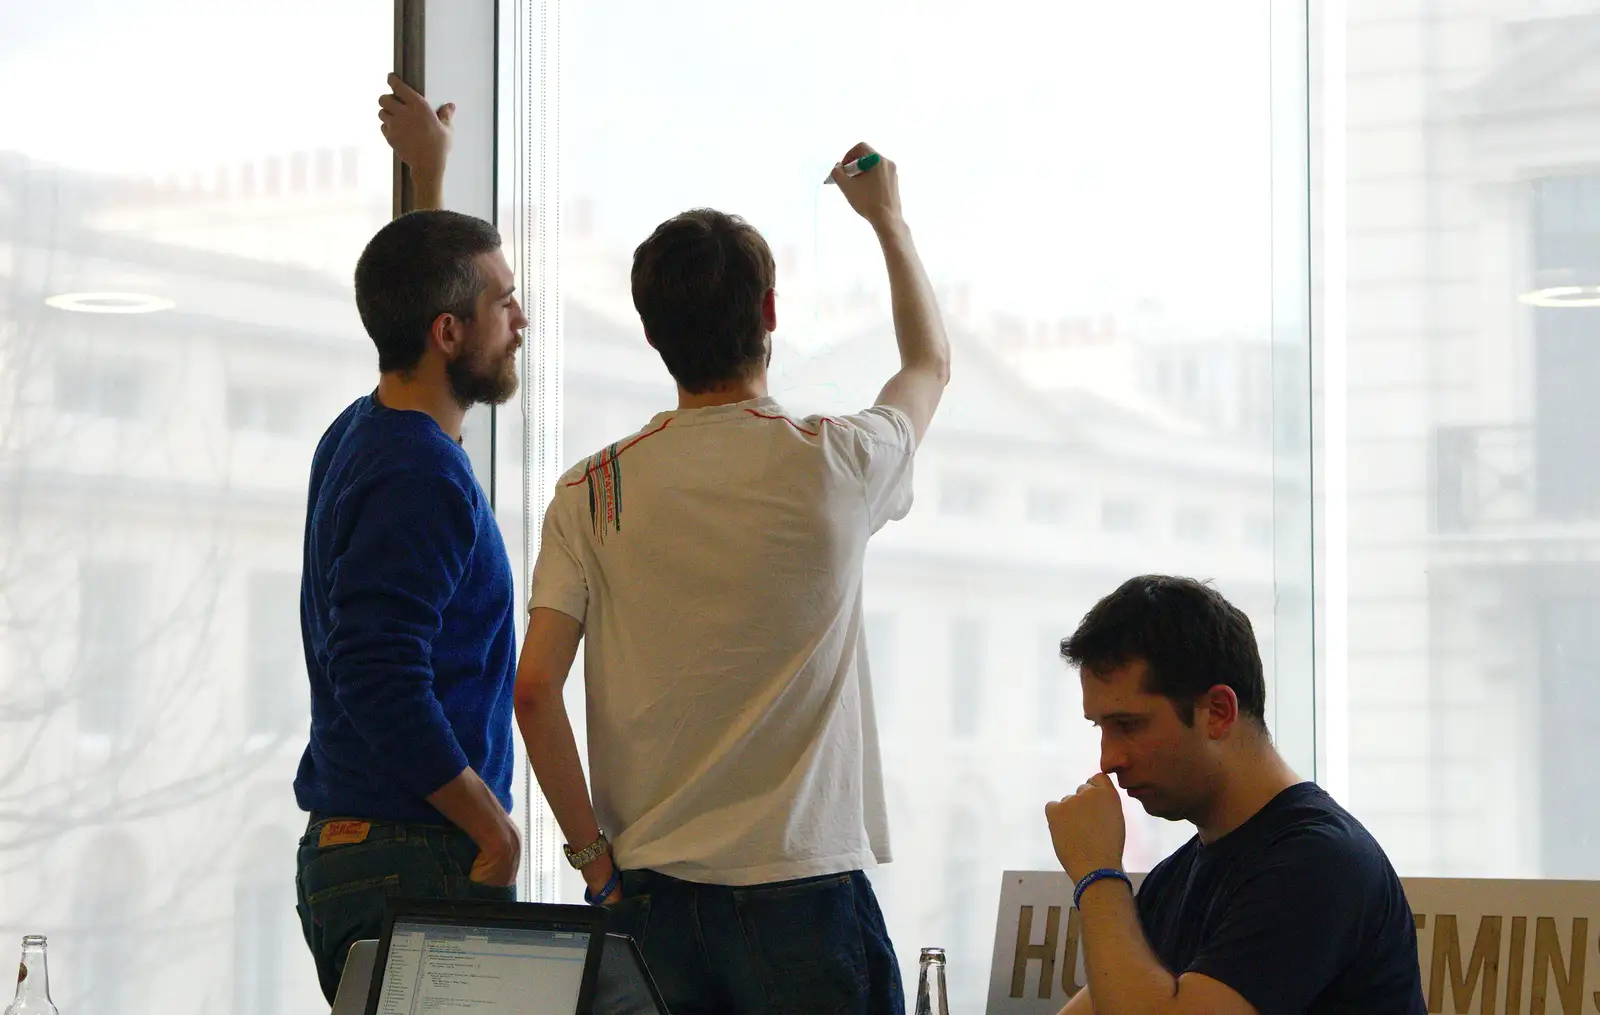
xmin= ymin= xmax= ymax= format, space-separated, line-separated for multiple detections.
xmin=1518 ymin=285 xmax=1600 ymax=309
xmin=45 ymin=292 xmax=175 ymax=314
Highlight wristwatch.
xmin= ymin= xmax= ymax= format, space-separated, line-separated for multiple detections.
xmin=563 ymin=831 xmax=610 ymax=869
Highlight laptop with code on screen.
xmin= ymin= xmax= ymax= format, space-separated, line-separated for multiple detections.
xmin=362 ymin=899 xmax=607 ymax=1015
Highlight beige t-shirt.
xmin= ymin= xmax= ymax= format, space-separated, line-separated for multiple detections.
xmin=529 ymin=396 xmax=916 ymax=885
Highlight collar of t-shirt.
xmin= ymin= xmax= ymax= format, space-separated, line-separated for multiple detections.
xmin=1193 ymin=780 xmax=1322 ymax=863
xmin=645 ymin=395 xmax=785 ymax=430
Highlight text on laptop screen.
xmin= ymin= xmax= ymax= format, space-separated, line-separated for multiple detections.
xmin=375 ymin=918 xmax=592 ymax=1014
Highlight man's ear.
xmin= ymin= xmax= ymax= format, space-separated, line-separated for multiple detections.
xmin=1200 ymin=684 xmax=1240 ymax=740
xmin=429 ymin=312 xmax=466 ymax=357
xmin=761 ymin=287 xmax=777 ymax=333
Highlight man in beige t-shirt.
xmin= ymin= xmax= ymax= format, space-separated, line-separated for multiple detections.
xmin=516 ymin=143 xmax=950 ymax=1015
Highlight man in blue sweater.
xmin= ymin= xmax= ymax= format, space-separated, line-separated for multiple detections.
xmin=293 ymin=78 xmax=526 ymax=1002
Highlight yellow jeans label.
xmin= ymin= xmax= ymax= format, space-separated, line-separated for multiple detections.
xmin=318 ymin=820 xmax=371 ymax=847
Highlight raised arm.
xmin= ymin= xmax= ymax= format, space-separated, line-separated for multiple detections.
xmin=830 ymin=142 xmax=951 ymax=444
xmin=378 ymin=72 xmax=454 ymax=211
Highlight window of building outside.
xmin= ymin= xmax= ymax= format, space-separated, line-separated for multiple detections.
xmin=1244 ymin=514 xmax=1274 ymax=549
xmin=77 ymin=560 xmax=146 ymax=740
xmin=1174 ymin=507 xmax=1215 ymax=542
xmin=1038 ymin=625 xmax=1066 ymax=741
xmin=1341 ymin=0 xmax=1600 ymax=881
xmin=55 ymin=359 xmax=149 ymax=420
xmin=555 ymin=1 xmax=1281 ymax=1001
xmin=247 ymin=571 xmax=305 ymax=738
xmin=1026 ymin=486 xmax=1072 ymax=525
xmin=939 ymin=474 xmax=991 ymax=518
xmin=233 ymin=832 xmax=296 ymax=1015
xmin=228 ymin=384 xmax=307 ymax=436
xmin=0 ymin=3 xmax=390 ymax=1012
xmin=73 ymin=834 xmax=143 ymax=1014
xmin=949 ymin=618 xmax=985 ymax=739
xmin=1102 ymin=498 xmax=1145 ymax=534
xmin=943 ymin=805 xmax=987 ymax=977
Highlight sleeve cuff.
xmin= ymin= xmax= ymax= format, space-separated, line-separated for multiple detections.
xmin=401 ymin=735 xmax=473 ymax=800
xmin=528 ymin=594 xmax=586 ymax=625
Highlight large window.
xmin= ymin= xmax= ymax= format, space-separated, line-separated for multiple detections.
xmin=28 ymin=4 xmax=1591 ymax=1013
xmin=0 ymin=3 xmax=389 ymax=1011
xmin=554 ymin=0 xmax=1291 ymax=1001
xmin=1338 ymin=0 xmax=1600 ymax=881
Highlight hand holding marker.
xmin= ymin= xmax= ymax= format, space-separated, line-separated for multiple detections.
xmin=823 ymin=152 xmax=882 ymax=184
xmin=825 ymin=144 xmax=903 ymax=232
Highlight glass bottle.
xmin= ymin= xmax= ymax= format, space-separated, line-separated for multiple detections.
xmin=5 ymin=936 xmax=58 ymax=1015
xmin=914 ymin=946 xmax=948 ymax=1015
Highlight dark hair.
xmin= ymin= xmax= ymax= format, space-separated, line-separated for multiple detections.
xmin=1061 ymin=575 xmax=1267 ymax=727
xmin=354 ymin=210 xmax=503 ymax=373
xmin=630 ymin=209 xmax=775 ymax=393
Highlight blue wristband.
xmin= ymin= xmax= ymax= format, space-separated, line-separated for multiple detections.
xmin=1073 ymin=868 xmax=1132 ymax=909
xmin=584 ymin=868 xmax=622 ymax=907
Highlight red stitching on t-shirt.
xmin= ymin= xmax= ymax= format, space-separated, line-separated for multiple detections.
xmin=564 ymin=417 xmax=673 ymax=487
xmin=744 ymin=409 xmax=845 ymax=437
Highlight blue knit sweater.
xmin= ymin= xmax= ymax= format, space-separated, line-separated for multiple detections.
xmin=294 ymin=394 xmax=516 ymax=824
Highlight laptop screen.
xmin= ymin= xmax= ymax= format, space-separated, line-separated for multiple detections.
xmin=372 ymin=916 xmax=594 ymax=1014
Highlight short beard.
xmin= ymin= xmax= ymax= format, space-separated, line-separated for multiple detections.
xmin=446 ymin=343 xmax=519 ymax=408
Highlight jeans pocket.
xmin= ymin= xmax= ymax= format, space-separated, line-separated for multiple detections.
xmin=733 ymin=875 xmax=868 ymax=1015
xmin=300 ymin=871 xmax=397 ymax=1001
xmin=604 ymin=891 xmax=652 ymax=948
xmin=305 ymin=873 xmax=399 ymax=906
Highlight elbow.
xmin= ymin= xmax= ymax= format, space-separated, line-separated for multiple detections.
xmin=512 ymin=671 xmax=561 ymax=720
xmin=911 ymin=352 xmax=951 ymax=388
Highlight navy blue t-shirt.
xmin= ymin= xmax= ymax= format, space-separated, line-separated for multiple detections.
xmin=294 ymin=394 xmax=517 ymax=825
xmin=1137 ymin=782 xmax=1425 ymax=1015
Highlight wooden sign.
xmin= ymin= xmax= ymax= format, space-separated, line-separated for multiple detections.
xmin=985 ymin=871 xmax=1600 ymax=1015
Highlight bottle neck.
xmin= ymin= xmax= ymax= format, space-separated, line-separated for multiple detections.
xmin=14 ymin=942 xmax=51 ymax=1003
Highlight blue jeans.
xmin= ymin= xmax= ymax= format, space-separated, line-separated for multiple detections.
xmin=294 ymin=814 xmax=516 ymax=1003
xmin=604 ymin=868 xmax=903 ymax=1015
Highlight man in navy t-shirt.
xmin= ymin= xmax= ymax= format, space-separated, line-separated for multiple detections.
xmin=1045 ymin=576 xmax=1425 ymax=1015
xmin=292 ymin=80 xmax=529 ymax=1003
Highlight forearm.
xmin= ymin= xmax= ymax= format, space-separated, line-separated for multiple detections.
xmin=515 ymin=686 xmax=604 ymax=864
xmin=411 ymin=169 xmax=444 ymax=211
xmin=1077 ymin=883 xmax=1179 ymax=1015
xmin=875 ymin=219 xmax=950 ymax=377
xmin=426 ymin=766 xmax=515 ymax=848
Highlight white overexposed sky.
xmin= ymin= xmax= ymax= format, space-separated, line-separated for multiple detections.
xmin=0 ymin=0 xmax=390 ymax=171
xmin=562 ymin=0 xmax=1275 ymax=330
xmin=4 ymin=0 xmax=1275 ymax=329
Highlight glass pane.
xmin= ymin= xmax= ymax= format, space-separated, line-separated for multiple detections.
xmin=559 ymin=0 xmax=1280 ymax=1001
xmin=0 ymin=3 xmax=390 ymax=1011
xmin=1339 ymin=0 xmax=1600 ymax=878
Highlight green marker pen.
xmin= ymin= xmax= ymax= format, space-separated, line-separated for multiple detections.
xmin=823 ymin=152 xmax=882 ymax=184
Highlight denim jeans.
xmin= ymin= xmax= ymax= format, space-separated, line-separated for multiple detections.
xmin=604 ymin=868 xmax=903 ymax=1015
xmin=294 ymin=814 xmax=517 ymax=1003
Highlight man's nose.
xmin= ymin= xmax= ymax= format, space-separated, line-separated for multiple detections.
xmin=1100 ymin=736 xmax=1127 ymax=776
